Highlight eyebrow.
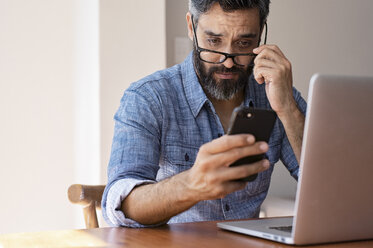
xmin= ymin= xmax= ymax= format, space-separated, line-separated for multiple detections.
xmin=204 ymin=30 xmax=223 ymax=37
xmin=204 ymin=29 xmax=257 ymax=39
xmin=239 ymin=33 xmax=257 ymax=38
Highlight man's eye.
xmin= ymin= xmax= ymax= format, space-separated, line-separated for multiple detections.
xmin=207 ymin=38 xmax=220 ymax=45
xmin=237 ymin=40 xmax=252 ymax=48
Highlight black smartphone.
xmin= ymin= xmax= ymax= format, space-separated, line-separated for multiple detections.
xmin=227 ymin=106 xmax=277 ymax=181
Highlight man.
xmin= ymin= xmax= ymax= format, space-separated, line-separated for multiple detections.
xmin=102 ymin=0 xmax=306 ymax=228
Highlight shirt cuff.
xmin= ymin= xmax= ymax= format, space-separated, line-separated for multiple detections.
xmin=106 ymin=178 xmax=157 ymax=228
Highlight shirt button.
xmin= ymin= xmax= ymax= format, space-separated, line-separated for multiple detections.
xmin=185 ymin=153 xmax=189 ymax=162
xmin=218 ymin=133 xmax=223 ymax=137
xmin=225 ymin=204 xmax=230 ymax=211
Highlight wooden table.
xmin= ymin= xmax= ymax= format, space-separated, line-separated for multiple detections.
xmin=1 ymin=220 xmax=373 ymax=248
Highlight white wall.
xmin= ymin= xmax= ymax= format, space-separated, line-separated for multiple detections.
xmin=74 ymin=0 xmax=100 ymax=190
xmin=0 ymin=0 xmax=167 ymax=233
xmin=266 ymin=0 xmax=373 ymax=199
xmin=100 ymin=0 xmax=167 ymax=183
xmin=269 ymin=0 xmax=373 ymax=98
xmin=0 ymin=0 xmax=77 ymax=233
xmin=166 ymin=0 xmax=190 ymax=67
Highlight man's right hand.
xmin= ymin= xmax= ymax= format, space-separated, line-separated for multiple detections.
xmin=122 ymin=134 xmax=270 ymax=225
xmin=184 ymin=134 xmax=270 ymax=202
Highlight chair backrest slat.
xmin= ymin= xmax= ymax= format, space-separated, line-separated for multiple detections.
xmin=68 ymin=184 xmax=106 ymax=228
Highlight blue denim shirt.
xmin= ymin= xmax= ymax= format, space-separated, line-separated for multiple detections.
xmin=102 ymin=52 xmax=307 ymax=228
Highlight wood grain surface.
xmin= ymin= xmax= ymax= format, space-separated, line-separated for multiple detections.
xmin=1 ymin=220 xmax=373 ymax=248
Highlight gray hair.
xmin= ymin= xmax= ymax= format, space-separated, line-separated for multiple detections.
xmin=189 ymin=0 xmax=270 ymax=27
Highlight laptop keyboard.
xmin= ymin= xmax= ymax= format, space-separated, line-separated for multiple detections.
xmin=269 ymin=225 xmax=293 ymax=233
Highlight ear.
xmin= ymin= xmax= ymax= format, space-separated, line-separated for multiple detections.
xmin=186 ymin=12 xmax=194 ymax=41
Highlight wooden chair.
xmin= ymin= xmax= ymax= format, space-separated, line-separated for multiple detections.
xmin=67 ymin=184 xmax=106 ymax=228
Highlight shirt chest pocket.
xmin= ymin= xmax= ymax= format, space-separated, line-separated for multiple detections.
xmin=162 ymin=144 xmax=199 ymax=177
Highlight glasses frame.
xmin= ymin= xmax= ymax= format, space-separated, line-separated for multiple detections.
xmin=191 ymin=15 xmax=268 ymax=66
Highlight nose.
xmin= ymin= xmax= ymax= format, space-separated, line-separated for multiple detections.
xmin=221 ymin=45 xmax=235 ymax=68
xmin=222 ymin=56 xmax=235 ymax=68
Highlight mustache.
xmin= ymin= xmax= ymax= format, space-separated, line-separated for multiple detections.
xmin=208 ymin=65 xmax=244 ymax=74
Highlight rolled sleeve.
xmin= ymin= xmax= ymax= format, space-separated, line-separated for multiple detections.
xmin=105 ymin=178 xmax=157 ymax=228
xmin=102 ymin=84 xmax=163 ymax=227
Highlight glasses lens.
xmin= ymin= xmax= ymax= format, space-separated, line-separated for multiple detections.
xmin=200 ymin=50 xmax=254 ymax=66
xmin=200 ymin=51 xmax=225 ymax=64
xmin=233 ymin=55 xmax=254 ymax=66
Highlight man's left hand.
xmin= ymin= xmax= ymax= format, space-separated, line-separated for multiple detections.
xmin=253 ymin=45 xmax=296 ymax=117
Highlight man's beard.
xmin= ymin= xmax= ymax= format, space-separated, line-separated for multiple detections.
xmin=193 ymin=49 xmax=253 ymax=101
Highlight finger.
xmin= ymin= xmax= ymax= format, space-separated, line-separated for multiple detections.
xmin=219 ymin=180 xmax=247 ymax=196
xmin=207 ymin=141 xmax=269 ymax=168
xmin=253 ymin=44 xmax=266 ymax=54
xmin=202 ymin=134 xmax=255 ymax=155
xmin=254 ymin=66 xmax=276 ymax=84
xmin=254 ymin=47 xmax=282 ymax=64
xmin=255 ymin=50 xmax=290 ymax=73
xmin=206 ymin=180 xmax=247 ymax=199
xmin=215 ymin=159 xmax=270 ymax=182
xmin=262 ymin=44 xmax=286 ymax=57
xmin=253 ymin=66 xmax=266 ymax=84
xmin=254 ymin=44 xmax=285 ymax=58
xmin=202 ymin=159 xmax=270 ymax=199
xmin=254 ymin=57 xmax=278 ymax=69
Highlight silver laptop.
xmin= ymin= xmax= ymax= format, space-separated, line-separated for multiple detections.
xmin=218 ymin=74 xmax=373 ymax=245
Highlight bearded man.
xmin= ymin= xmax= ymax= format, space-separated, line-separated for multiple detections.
xmin=102 ymin=0 xmax=306 ymax=228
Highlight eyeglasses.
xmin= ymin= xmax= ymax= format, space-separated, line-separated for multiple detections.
xmin=191 ymin=15 xmax=267 ymax=66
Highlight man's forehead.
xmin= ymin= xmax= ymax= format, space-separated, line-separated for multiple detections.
xmin=197 ymin=3 xmax=260 ymax=30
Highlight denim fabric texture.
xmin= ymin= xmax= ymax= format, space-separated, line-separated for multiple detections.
xmin=102 ymin=52 xmax=307 ymax=227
